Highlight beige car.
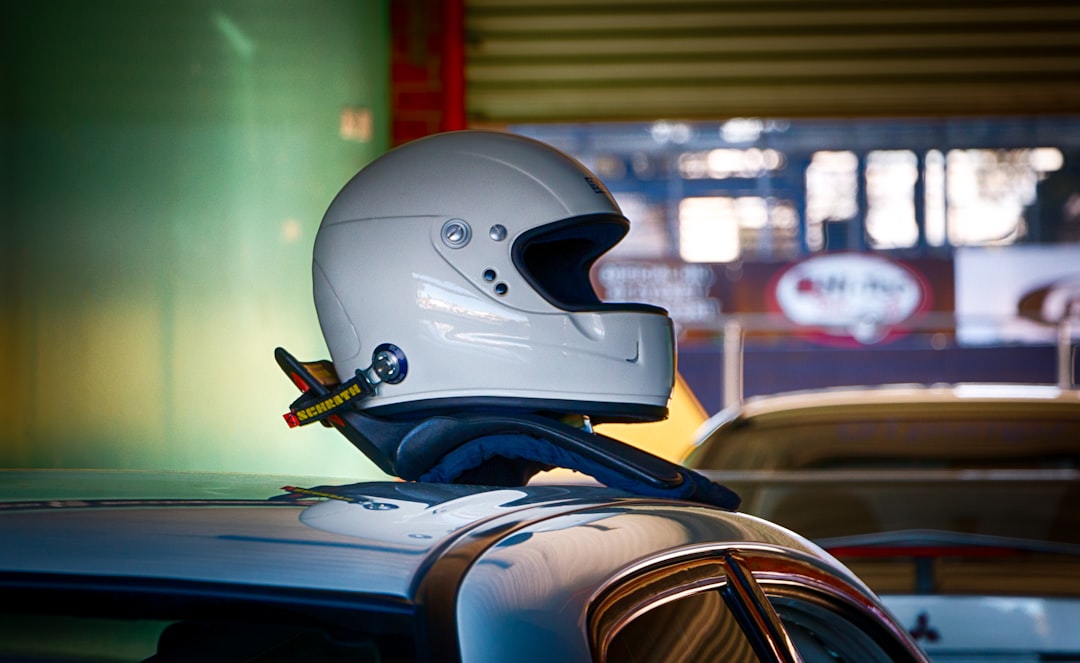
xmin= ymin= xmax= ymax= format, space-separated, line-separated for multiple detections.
xmin=683 ymin=383 xmax=1080 ymax=661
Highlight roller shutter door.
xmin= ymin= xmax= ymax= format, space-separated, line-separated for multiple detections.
xmin=465 ymin=0 xmax=1080 ymax=123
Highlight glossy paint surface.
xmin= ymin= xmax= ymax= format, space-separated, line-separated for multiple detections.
xmin=0 ymin=471 xmax=837 ymax=601
xmin=456 ymin=502 xmax=860 ymax=663
xmin=0 ymin=470 xmax=935 ymax=662
xmin=0 ymin=473 xmax=638 ymax=597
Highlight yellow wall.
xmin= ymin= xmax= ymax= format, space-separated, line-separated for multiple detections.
xmin=596 ymin=373 xmax=707 ymax=462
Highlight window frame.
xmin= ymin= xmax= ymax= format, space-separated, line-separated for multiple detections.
xmin=588 ymin=545 xmax=924 ymax=663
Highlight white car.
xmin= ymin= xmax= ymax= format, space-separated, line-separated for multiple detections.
xmin=0 ymin=469 xmax=929 ymax=662
xmin=684 ymin=383 xmax=1080 ymax=662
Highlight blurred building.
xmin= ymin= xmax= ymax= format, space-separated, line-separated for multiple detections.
xmin=3 ymin=0 xmax=1078 ymax=472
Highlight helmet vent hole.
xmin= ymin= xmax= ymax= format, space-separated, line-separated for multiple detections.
xmin=494 ymin=282 xmax=509 ymax=296
xmin=483 ymin=268 xmax=497 ymax=282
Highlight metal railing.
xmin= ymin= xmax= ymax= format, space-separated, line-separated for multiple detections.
xmin=714 ymin=313 xmax=1078 ymax=409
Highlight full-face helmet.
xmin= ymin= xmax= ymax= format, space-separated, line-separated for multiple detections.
xmin=311 ymin=130 xmax=675 ymax=423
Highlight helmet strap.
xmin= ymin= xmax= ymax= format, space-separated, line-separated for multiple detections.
xmin=281 ymin=364 xmax=375 ymax=428
xmin=275 ymin=346 xmax=415 ymax=476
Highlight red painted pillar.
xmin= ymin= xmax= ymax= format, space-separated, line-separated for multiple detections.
xmin=390 ymin=0 xmax=466 ymax=146
xmin=441 ymin=0 xmax=466 ymax=132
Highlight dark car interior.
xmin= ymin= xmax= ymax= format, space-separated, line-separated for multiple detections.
xmin=0 ymin=577 xmax=417 ymax=663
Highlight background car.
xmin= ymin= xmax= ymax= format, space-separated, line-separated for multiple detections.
xmin=0 ymin=469 xmax=929 ymax=663
xmin=683 ymin=383 xmax=1080 ymax=661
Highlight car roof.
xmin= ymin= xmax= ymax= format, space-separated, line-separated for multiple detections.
xmin=0 ymin=469 xmax=346 ymax=502
xmin=0 ymin=469 xmax=843 ymax=603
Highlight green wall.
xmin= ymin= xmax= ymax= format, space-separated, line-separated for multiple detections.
xmin=2 ymin=1 xmax=392 ymax=479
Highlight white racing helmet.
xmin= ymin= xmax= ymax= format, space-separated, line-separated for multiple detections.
xmin=312 ymin=130 xmax=675 ymax=423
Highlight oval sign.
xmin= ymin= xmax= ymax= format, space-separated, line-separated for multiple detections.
xmin=772 ymin=253 xmax=928 ymax=344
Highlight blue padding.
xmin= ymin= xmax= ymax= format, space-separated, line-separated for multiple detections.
xmin=417 ymin=434 xmax=740 ymax=510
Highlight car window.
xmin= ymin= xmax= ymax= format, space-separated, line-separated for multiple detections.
xmin=591 ymin=551 xmax=924 ymax=663
xmin=0 ymin=615 xmax=168 ymax=663
xmin=723 ymin=479 xmax=1080 ymax=547
xmin=0 ymin=615 xmax=401 ymax=663
xmin=771 ymin=596 xmax=897 ymax=663
xmin=606 ymin=589 xmax=760 ymax=662
xmin=691 ymin=403 xmax=1080 ymax=549
xmin=691 ymin=411 xmax=1080 ymax=472
xmin=0 ymin=579 xmax=418 ymax=663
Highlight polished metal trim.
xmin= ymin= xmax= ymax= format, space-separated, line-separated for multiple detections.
xmin=721 ymin=550 xmax=803 ymax=663
xmin=588 ymin=543 xmax=928 ymax=662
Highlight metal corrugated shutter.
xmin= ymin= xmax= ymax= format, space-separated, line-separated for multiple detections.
xmin=465 ymin=0 xmax=1080 ymax=123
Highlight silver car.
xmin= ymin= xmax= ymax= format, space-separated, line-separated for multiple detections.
xmin=0 ymin=469 xmax=928 ymax=662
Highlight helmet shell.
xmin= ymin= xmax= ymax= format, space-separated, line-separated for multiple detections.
xmin=313 ymin=130 xmax=675 ymax=422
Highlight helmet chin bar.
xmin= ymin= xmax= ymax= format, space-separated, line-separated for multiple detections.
xmin=275 ymin=347 xmax=740 ymax=510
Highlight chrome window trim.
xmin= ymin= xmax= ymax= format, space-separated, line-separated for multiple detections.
xmin=756 ymin=572 xmax=898 ymax=624
xmin=588 ymin=547 xmax=802 ymax=663
xmin=588 ymin=557 xmax=731 ymax=659
xmin=588 ymin=544 xmax=925 ymax=663
xmin=721 ymin=551 xmax=802 ymax=663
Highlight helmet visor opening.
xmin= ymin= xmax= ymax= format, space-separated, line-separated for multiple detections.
xmin=514 ymin=214 xmax=649 ymax=312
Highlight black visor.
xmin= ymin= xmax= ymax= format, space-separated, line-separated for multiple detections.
xmin=512 ymin=214 xmax=665 ymax=313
